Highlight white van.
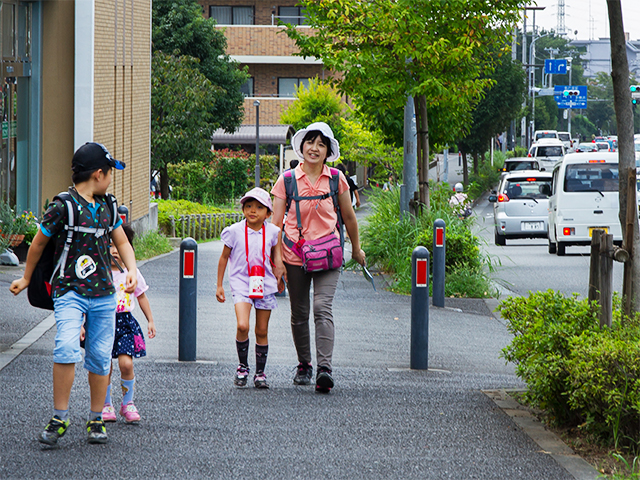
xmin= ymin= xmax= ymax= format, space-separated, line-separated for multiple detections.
xmin=548 ymin=152 xmax=621 ymax=256
xmin=557 ymin=131 xmax=572 ymax=151
xmin=533 ymin=130 xmax=559 ymax=142
xmin=528 ymin=139 xmax=565 ymax=170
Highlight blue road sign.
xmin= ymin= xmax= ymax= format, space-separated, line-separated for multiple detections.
xmin=544 ymin=59 xmax=567 ymax=75
xmin=554 ymin=85 xmax=587 ymax=109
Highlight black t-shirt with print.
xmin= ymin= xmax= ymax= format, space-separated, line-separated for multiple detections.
xmin=40 ymin=187 xmax=121 ymax=299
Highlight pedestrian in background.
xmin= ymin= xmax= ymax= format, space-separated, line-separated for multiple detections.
xmin=9 ymin=142 xmax=137 ymax=446
xmin=336 ymin=163 xmax=361 ymax=208
xmin=271 ymin=122 xmax=366 ymax=393
xmin=99 ymin=224 xmax=156 ymax=424
xmin=216 ymin=187 xmax=283 ymax=389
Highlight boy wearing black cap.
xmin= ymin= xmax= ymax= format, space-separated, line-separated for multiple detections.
xmin=10 ymin=142 xmax=137 ymax=446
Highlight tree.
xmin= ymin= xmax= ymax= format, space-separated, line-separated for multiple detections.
xmin=286 ymin=0 xmax=523 ymax=209
xmin=457 ymin=53 xmax=526 ymax=183
xmin=607 ymin=0 xmax=640 ymax=316
xmin=151 ymin=52 xmax=221 ymax=199
xmin=152 ymin=0 xmax=248 ymax=131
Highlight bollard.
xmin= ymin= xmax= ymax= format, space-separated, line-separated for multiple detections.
xmin=432 ymin=219 xmax=446 ymax=307
xmin=179 ymin=237 xmax=198 ymax=361
xmin=117 ymin=205 xmax=129 ymax=224
xmin=411 ymin=246 xmax=430 ymax=370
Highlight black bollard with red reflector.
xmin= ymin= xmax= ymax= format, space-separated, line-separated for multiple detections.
xmin=179 ymin=237 xmax=197 ymax=361
xmin=411 ymin=246 xmax=430 ymax=370
xmin=432 ymin=219 xmax=446 ymax=307
xmin=117 ymin=205 xmax=129 ymax=224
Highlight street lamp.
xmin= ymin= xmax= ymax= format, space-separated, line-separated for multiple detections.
xmin=254 ymin=100 xmax=260 ymax=187
xmin=565 ymin=57 xmax=573 ymax=138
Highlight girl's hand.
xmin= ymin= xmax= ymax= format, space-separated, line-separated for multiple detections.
xmin=216 ymin=285 xmax=225 ymax=303
xmin=9 ymin=277 xmax=28 ymax=295
xmin=273 ymin=260 xmax=287 ymax=285
xmin=148 ymin=321 xmax=156 ymax=339
xmin=278 ymin=278 xmax=286 ymax=293
xmin=80 ymin=326 xmax=86 ymax=342
xmin=352 ymin=248 xmax=366 ymax=267
xmin=124 ymin=270 xmax=137 ymax=294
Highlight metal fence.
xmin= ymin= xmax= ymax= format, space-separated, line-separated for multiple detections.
xmin=169 ymin=213 xmax=243 ymax=241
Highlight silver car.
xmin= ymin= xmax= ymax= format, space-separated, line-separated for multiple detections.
xmin=488 ymin=170 xmax=553 ymax=245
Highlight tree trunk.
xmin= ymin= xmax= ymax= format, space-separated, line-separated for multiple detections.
xmin=459 ymin=147 xmax=469 ymax=186
xmin=160 ymin=165 xmax=170 ymax=200
xmin=414 ymin=95 xmax=430 ymax=210
xmin=607 ymin=0 xmax=640 ymax=315
xmin=473 ymin=153 xmax=479 ymax=175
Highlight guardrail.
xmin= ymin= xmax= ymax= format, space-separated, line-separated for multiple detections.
xmin=169 ymin=213 xmax=243 ymax=240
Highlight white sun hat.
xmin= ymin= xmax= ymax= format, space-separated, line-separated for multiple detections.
xmin=291 ymin=122 xmax=340 ymax=162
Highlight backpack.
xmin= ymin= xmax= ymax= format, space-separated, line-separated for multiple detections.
xmin=282 ymin=168 xmax=344 ymax=262
xmin=27 ymin=192 xmax=119 ymax=310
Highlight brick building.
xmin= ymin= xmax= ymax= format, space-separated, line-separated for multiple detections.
xmin=1 ymin=1 xmax=153 ymax=230
xmin=197 ymin=0 xmax=330 ymax=126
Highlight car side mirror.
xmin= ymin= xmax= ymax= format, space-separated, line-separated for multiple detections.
xmin=488 ymin=195 xmax=497 ymax=203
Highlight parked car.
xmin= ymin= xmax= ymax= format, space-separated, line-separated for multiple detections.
xmin=557 ymin=131 xmax=573 ymax=151
xmin=528 ymin=139 xmax=565 ymax=170
xmin=533 ymin=130 xmax=559 ymax=143
xmin=501 ymin=157 xmax=540 ymax=173
xmin=488 ymin=170 xmax=553 ymax=246
xmin=547 ymin=152 xmax=621 ymax=256
xmin=574 ymin=142 xmax=598 ymax=153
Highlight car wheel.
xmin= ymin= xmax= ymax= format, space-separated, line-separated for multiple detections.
xmin=556 ymin=242 xmax=566 ymax=256
xmin=494 ymin=229 xmax=506 ymax=246
xmin=548 ymin=240 xmax=557 ymax=254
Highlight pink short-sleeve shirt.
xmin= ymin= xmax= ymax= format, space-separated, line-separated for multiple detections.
xmin=271 ymin=164 xmax=349 ymax=266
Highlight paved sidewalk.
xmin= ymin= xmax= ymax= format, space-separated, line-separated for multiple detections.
xmin=1 ymin=237 xmax=592 ymax=480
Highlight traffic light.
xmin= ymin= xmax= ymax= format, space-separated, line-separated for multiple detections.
xmin=631 ymin=85 xmax=640 ymax=104
xmin=563 ymin=89 xmax=580 ymax=97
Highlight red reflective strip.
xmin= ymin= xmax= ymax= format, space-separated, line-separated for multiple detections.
xmin=183 ymin=250 xmax=195 ymax=278
xmin=435 ymin=227 xmax=444 ymax=247
xmin=416 ymin=259 xmax=427 ymax=287
xmin=119 ymin=214 xmax=127 ymax=223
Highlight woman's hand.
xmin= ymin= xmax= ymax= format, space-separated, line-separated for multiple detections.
xmin=352 ymin=248 xmax=366 ymax=266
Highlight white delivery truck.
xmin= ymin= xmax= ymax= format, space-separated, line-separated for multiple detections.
xmin=548 ymin=152 xmax=621 ymax=256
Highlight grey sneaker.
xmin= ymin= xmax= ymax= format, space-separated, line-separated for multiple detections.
xmin=234 ymin=364 xmax=250 ymax=387
xmin=38 ymin=416 xmax=70 ymax=446
xmin=293 ymin=362 xmax=313 ymax=385
xmin=315 ymin=366 xmax=334 ymax=393
xmin=86 ymin=419 xmax=108 ymax=444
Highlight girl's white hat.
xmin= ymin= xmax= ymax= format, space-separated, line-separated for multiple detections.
xmin=240 ymin=187 xmax=273 ymax=211
xmin=291 ymin=122 xmax=340 ymax=162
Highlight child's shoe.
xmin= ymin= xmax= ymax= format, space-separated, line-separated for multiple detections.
xmin=253 ymin=372 xmax=269 ymax=389
xmin=102 ymin=403 xmax=117 ymax=422
xmin=86 ymin=418 xmax=108 ymax=444
xmin=38 ymin=415 xmax=70 ymax=446
xmin=234 ymin=364 xmax=250 ymax=387
xmin=315 ymin=366 xmax=334 ymax=393
xmin=119 ymin=401 xmax=141 ymax=423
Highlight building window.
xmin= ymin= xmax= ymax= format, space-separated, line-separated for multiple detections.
xmin=209 ymin=6 xmax=254 ymax=25
xmin=240 ymin=78 xmax=254 ymax=97
xmin=277 ymin=6 xmax=306 ymax=25
xmin=278 ymin=78 xmax=310 ymax=97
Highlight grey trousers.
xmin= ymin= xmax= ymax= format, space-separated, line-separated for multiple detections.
xmin=285 ymin=263 xmax=340 ymax=370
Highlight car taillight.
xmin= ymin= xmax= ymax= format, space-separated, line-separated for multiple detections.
xmin=563 ymin=227 xmax=575 ymax=236
xmin=498 ymin=194 xmax=509 ymax=202
xmin=527 ymin=153 xmax=532 ymax=157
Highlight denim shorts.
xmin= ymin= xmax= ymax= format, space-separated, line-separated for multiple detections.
xmin=231 ymin=293 xmax=278 ymax=310
xmin=53 ymin=290 xmax=117 ymax=375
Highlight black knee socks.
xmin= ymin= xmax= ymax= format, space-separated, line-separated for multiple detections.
xmin=255 ymin=344 xmax=268 ymax=374
xmin=236 ymin=339 xmax=249 ymax=367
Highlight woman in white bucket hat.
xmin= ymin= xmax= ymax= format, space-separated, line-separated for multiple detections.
xmin=271 ymin=122 xmax=365 ymax=393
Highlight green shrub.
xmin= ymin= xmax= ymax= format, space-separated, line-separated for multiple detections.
xmin=506 ymin=146 xmax=528 ymax=158
xmin=500 ymin=290 xmax=600 ymax=424
xmin=468 ymin=158 xmax=501 ymax=200
xmin=155 ymin=199 xmax=234 ymax=235
xmin=361 ymin=183 xmax=493 ymax=297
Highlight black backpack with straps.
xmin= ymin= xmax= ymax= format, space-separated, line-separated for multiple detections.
xmin=27 ymin=192 xmax=119 ymax=310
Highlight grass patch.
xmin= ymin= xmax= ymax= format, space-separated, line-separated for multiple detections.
xmin=133 ymin=230 xmax=173 ymax=261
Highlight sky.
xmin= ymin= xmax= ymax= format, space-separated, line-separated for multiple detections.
xmin=527 ymin=0 xmax=640 ymax=41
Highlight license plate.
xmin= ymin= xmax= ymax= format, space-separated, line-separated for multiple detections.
xmin=589 ymin=227 xmax=608 ymax=237
xmin=522 ymin=221 xmax=544 ymax=231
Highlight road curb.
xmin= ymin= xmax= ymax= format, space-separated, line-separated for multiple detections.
xmin=484 ymin=389 xmax=599 ymax=480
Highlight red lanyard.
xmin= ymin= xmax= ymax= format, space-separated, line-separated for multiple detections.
xmin=245 ymin=222 xmax=265 ymax=276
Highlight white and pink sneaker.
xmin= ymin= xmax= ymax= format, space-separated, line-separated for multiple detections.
xmin=102 ymin=403 xmax=117 ymax=422
xmin=120 ymin=401 xmax=141 ymax=423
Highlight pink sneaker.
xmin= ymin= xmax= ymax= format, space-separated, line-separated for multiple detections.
xmin=119 ymin=401 xmax=141 ymax=423
xmin=102 ymin=403 xmax=116 ymax=422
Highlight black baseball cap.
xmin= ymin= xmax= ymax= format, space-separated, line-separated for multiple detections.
xmin=72 ymin=142 xmax=126 ymax=173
